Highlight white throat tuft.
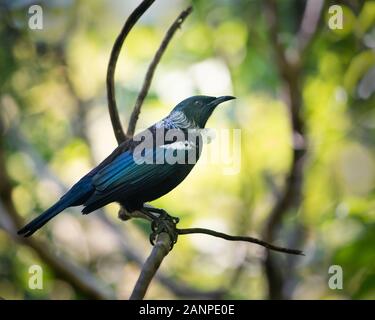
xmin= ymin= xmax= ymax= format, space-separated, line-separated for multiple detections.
xmin=156 ymin=111 xmax=197 ymax=129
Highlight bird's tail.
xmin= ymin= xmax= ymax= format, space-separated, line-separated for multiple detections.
xmin=17 ymin=198 xmax=71 ymax=237
xmin=18 ymin=178 xmax=93 ymax=237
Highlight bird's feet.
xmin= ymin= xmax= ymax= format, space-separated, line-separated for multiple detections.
xmin=144 ymin=207 xmax=180 ymax=250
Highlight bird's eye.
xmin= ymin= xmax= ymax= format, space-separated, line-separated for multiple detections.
xmin=194 ymin=101 xmax=202 ymax=106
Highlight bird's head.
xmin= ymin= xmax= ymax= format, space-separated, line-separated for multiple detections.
xmin=170 ymin=95 xmax=235 ymax=128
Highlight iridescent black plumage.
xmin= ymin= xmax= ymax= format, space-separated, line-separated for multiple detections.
xmin=18 ymin=95 xmax=235 ymax=237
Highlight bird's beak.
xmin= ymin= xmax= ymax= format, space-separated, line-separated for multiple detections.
xmin=209 ymin=95 xmax=236 ymax=108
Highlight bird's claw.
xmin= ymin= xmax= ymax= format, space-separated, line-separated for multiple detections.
xmin=149 ymin=211 xmax=179 ymax=250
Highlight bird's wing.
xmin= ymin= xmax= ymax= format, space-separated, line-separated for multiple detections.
xmin=82 ymin=147 xmax=178 ymax=212
xmin=95 ymin=149 xmax=173 ymax=192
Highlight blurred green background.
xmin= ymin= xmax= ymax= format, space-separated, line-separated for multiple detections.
xmin=0 ymin=0 xmax=374 ymax=299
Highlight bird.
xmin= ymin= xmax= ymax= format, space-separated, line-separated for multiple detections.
xmin=18 ymin=95 xmax=235 ymax=237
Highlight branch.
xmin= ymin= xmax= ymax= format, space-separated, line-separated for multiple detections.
xmin=124 ymin=206 xmax=303 ymax=299
xmin=263 ymin=0 xmax=323 ymax=244
xmin=129 ymin=232 xmax=171 ymax=300
xmin=130 ymin=221 xmax=297 ymax=301
xmin=264 ymin=0 xmax=294 ymax=81
xmin=127 ymin=6 xmax=193 ymax=137
xmin=178 ymin=228 xmax=304 ymax=256
xmin=102 ymin=214 xmax=225 ymax=299
xmin=106 ymin=0 xmax=156 ymax=144
xmin=262 ymin=0 xmax=323 ymax=299
xmin=297 ymin=0 xmax=324 ymax=55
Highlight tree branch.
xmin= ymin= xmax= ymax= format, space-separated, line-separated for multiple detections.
xmin=262 ymin=0 xmax=323 ymax=299
xmin=129 ymin=232 xmax=171 ymax=300
xmin=126 ymin=6 xmax=193 ymax=137
xmin=119 ymin=206 xmax=305 ymax=257
xmin=297 ymin=0 xmax=324 ymax=55
xmin=178 ymin=228 xmax=304 ymax=256
xmin=106 ymin=0 xmax=156 ymax=144
xmin=124 ymin=208 xmax=304 ymax=299
xmin=100 ymin=214 xmax=226 ymax=299
xmin=263 ymin=0 xmax=306 ymax=245
xmin=121 ymin=203 xmax=303 ymax=300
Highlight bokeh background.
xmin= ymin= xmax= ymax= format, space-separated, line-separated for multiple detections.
xmin=0 ymin=0 xmax=374 ymax=299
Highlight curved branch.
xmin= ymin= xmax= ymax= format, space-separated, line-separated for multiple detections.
xmin=126 ymin=205 xmax=303 ymax=300
xmin=126 ymin=6 xmax=193 ymax=137
xmin=129 ymin=233 xmax=171 ymax=300
xmin=178 ymin=228 xmax=304 ymax=256
xmin=106 ymin=0 xmax=155 ymax=144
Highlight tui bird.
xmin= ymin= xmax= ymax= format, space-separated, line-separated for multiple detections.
xmin=18 ymin=95 xmax=235 ymax=238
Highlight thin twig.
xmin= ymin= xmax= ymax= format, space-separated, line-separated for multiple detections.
xmin=120 ymin=207 xmax=303 ymax=255
xmin=129 ymin=233 xmax=171 ymax=300
xmin=127 ymin=6 xmax=193 ymax=137
xmin=107 ymin=0 xmax=156 ymax=144
xmin=177 ymin=228 xmax=304 ymax=256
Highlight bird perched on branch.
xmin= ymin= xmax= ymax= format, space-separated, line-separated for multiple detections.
xmin=18 ymin=95 xmax=235 ymax=239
